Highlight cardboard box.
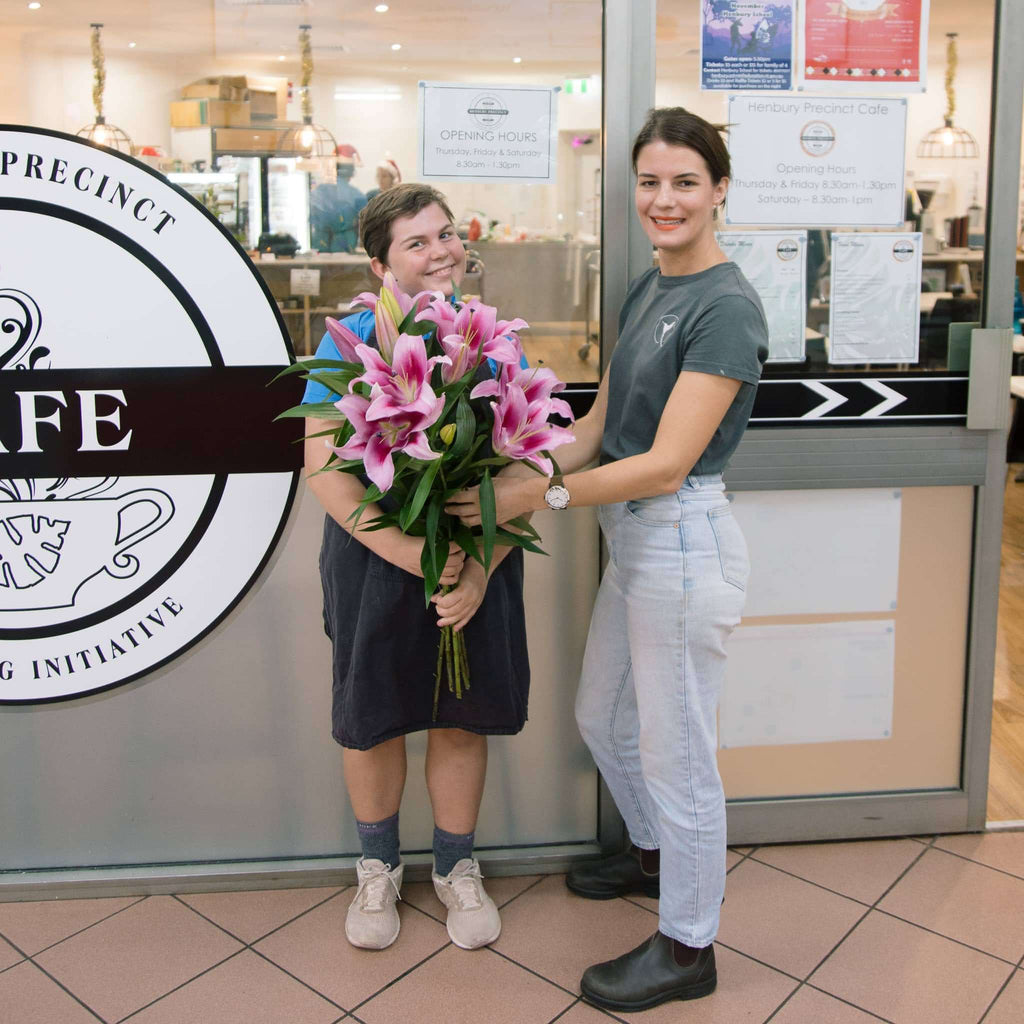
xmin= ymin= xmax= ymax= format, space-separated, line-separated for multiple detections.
xmin=182 ymin=76 xmax=249 ymax=102
xmin=243 ymin=76 xmax=289 ymax=120
xmin=170 ymin=99 xmax=251 ymax=128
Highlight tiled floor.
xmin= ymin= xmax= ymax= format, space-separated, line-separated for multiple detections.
xmin=2 ymin=833 xmax=1023 ymax=1024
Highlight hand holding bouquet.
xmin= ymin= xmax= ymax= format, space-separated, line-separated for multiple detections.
xmin=279 ymin=273 xmax=575 ymax=715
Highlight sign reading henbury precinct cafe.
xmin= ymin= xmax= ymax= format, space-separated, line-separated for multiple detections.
xmin=0 ymin=126 xmax=301 ymax=703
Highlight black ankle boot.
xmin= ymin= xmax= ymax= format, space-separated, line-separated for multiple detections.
xmin=566 ymin=846 xmax=659 ymax=900
xmin=580 ymin=931 xmax=716 ymax=1011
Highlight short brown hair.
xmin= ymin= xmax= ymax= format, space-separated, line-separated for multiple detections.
xmin=631 ymin=107 xmax=731 ymax=183
xmin=359 ymin=183 xmax=456 ymax=264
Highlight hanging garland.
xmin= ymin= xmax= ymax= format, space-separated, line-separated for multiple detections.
xmin=944 ymin=33 xmax=958 ymax=124
xmin=299 ymin=24 xmax=313 ymax=122
xmin=90 ymin=23 xmax=105 ymax=121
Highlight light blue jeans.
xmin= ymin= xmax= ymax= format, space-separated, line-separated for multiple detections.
xmin=575 ymin=474 xmax=748 ymax=947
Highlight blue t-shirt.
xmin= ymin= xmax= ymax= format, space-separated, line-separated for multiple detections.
xmin=301 ymin=307 xmax=528 ymax=407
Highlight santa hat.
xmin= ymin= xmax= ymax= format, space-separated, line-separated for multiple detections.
xmin=376 ymin=158 xmax=401 ymax=182
xmin=335 ymin=144 xmax=362 ymax=165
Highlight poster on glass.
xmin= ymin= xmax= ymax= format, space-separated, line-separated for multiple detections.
xmin=828 ymin=232 xmax=923 ymax=365
xmin=700 ymin=1 xmax=795 ymax=92
xmin=718 ymin=230 xmax=807 ymax=362
xmin=799 ymin=0 xmax=929 ymax=91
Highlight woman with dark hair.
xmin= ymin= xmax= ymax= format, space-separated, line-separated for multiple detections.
xmin=448 ymin=107 xmax=768 ymax=1010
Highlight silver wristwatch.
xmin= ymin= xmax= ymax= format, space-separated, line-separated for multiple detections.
xmin=544 ymin=474 xmax=570 ymax=510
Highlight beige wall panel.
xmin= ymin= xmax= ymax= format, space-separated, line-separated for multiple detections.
xmin=721 ymin=486 xmax=974 ymax=799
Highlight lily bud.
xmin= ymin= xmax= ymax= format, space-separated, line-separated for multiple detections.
xmin=439 ymin=423 xmax=457 ymax=446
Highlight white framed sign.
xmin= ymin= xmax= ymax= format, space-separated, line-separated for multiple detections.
xmin=289 ymin=268 xmax=321 ymax=296
xmin=829 ymin=232 xmax=922 ymax=364
xmin=718 ymin=230 xmax=807 ymax=362
xmin=418 ymin=82 xmax=558 ymax=184
xmin=726 ymin=95 xmax=907 ymax=226
xmin=0 ymin=126 xmax=301 ymax=703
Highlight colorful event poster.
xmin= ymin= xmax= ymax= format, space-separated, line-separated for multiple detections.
xmin=800 ymin=0 xmax=929 ymax=91
xmin=701 ymin=1 xmax=795 ymax=91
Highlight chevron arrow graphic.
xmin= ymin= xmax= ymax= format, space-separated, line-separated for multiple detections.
xmin=862 ymin=380 xmax=908 ymax=418
xmin=802 ymin=380 xmax=847 ymax=418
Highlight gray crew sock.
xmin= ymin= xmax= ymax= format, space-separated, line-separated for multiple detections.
xmin=356 ymin=811 xmax=400 ymax=870
xmin=433 ymin=824 xmax=474 ymax=877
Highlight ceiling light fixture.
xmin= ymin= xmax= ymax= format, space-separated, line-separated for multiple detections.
xmin=278 ymin=24 xmax=337 ymax=158
xmin=391 ymin=42 xmax=402 ymax=51
xmin=128 ymin=41 xmax=136 ymax=48
xmin=917 ymin=34 xmax=979 ymax=159
xmin=76 ymin=24 xmax=134 ymax=154
xmin=28 ymin=3 xmax=42 ymax=9
xmin=375 ymin=4 xmax=389 ymax=11
xmin=513 ymin=57 xmax=522 ymax=63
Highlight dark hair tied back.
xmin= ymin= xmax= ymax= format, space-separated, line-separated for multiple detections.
xmin=631 ymin=107 xmax=731 ymax=184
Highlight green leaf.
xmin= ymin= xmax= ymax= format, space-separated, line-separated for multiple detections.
xmin=454 ymin=523 xmax=483 ymax=566
xmin=466 ymin=456 xmax=514 ymax=471
xmin=480 ymin=469 xmax=496 ymax=574
xmin=275 ymin=402 xmax=344 ymax=420
xmin=495 ymin=527 xmax=548 ymax=556
xmin=450 ymin=395 xmax=475 ymax=459
xmin=399 ymin=457 xmax=442 ymax=533
xmin=422 ymin=494 xmax=444 ymax=605
xmin=398 ymin=305 xmax=433 ymax=336
xmin=505 ymin=516 xmax=541 ymax=541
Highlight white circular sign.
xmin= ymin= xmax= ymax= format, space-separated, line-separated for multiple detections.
xmin=0 ymin=127 xmax=299 ymax=702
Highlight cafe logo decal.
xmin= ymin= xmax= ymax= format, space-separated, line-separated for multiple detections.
xmin=776 ymin=238 xmax=800 ymax=261
xmin=891 ymin=238 xmax=916 ymax=262
xmin=0 ymin=126 xmax=301 ymax=704
xmin=466 ymin=94 xmax=510 ymax=129
xmin=799 ymin=120 xmax=836 ymax=157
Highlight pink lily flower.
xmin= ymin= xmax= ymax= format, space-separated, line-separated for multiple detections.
xmin=489 ymin=383 xmax=576 ymax=476
xmin=353 ymin=271 xmax=433 ymax=362
xmin=430 ymin=300 xmax=528 ymax=383
xmin=471 ymin=365 xmax=575 ymax=421
xmin=323 ymin=317 xmax=362 ymax=363
xmin=364 ymin=333 xmax=449 ymax=422
xmin=331 ymin=391 xmax=444 ymax=493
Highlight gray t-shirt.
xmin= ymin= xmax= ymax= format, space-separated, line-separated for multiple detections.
xmin=600 ymin=261 xmax=769 ymax=476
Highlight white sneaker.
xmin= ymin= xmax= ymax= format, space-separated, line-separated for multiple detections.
xmin=432 ymin=858 xmax=501 ymax=950
xmin=345 ymin=858 xmax=403 ymax=950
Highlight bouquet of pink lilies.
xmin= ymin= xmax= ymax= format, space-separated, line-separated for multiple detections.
xmin=279 ymin=273 xmax=575 ymax=715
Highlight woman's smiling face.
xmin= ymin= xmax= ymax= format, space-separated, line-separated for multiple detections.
xmin=372 ymin=202 xmax=467 ymax=296
xmin=634 ymin=140 xmax=728 ymax=257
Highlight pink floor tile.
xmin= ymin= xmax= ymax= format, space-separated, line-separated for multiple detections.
xmin=933 ymin=832 xmax=1024 ymax=881
xmin=490 ymin=874 xmax=657 ymax=993
xmin=810 ymin=910 xmax=1010 ymax=1024
xmin=609 ymin=944 xmax=796 ymax=1024
xmin=125 ymin=949 xmax=342 ymax=1024
xmin=0 ymin=961 xmax=102 ymax=1024
xmin=983 ymin=968 xmax=1024 ymax=1024
xmin=878 ymin=847 xmax=1024 ymax=962
xmin=771 ymin=985 xmax=886 ymax=1023
xmin=357 ymin=944 xmax=574 ymax=1024
xmin=0 ymin=934 xmax=23 ymax=971
xmin=253 ymin=891 xmax=448 ymax=1010
xmin=0 ymin=895 xmax=141 ymax=955
xmin=554 ymin=1000 xmax=624 ymax=1023
xmin=179 ymin=886 xmax=343 ymax=943
xmin=34 ymin=896 xmax=243 ymax=1023
xmin=715 ymin=857 xmax=866 ymax=978
xmin=752 ymin=838 xmax=924 ymax=905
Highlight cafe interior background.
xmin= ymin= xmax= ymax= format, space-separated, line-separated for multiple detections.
xmin=1 ymin=0 xmax=1022 ymax=826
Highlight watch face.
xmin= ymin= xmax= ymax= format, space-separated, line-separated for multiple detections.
xmin=545 ymin=485 xmax=570 ymax=510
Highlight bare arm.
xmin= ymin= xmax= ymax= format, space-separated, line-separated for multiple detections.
xmin=446 ymin=371 xmax=741 ymax=524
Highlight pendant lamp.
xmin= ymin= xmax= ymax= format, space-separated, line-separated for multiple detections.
xmin=917 ymin=33 xmax=979 ymax=159
xmin=278 ymin=25 xmax=338 ymax=157
xmin=76 ymin=24 xmax=134 ymax=154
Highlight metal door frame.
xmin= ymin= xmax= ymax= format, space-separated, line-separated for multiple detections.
xmin=598 ymin=0 xmax=1024 ymax=846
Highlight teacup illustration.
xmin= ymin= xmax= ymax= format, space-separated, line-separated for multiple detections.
xmin=0 ymin=489 xmax=175 ymax=612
